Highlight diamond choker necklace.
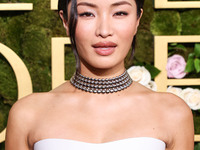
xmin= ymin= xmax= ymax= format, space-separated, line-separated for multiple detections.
xmin=70 ymin=70 xmax=133 ymax=94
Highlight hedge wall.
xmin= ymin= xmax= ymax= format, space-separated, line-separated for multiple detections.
xmin=0 ymin=0 xmax=200 ymax=149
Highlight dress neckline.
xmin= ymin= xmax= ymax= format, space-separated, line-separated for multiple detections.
xmin=34 ymin=137 xmax=166 ymax=146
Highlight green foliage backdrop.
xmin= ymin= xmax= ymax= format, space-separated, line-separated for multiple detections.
xmin=0 ymin=0 xmax=200 ymax=149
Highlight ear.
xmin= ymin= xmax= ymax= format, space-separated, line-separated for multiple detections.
xmin=136 ymin=9 xmax=143 ymax=28
xmin=59 ymin=10 xmax=69 ymax=36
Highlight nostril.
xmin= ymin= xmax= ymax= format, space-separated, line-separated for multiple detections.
xmin=95 ymin=20 xmax=113 ymax=38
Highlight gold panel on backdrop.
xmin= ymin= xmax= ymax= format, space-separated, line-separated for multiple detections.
xmin=196 ymin=136 xmax=200 ymax=142
xmin=0 ymin=3 xmax=33 ymax=11
xmin=154 ymin=36 xmax=200 ymax=142
xmin=154 ymin=0 xmax=200 ymax=8
xmin=51 ymin=0 xmax=58 ymax=10
xmin=0 ymin=43 xmax=33 ymax=143
xmin=0 ymin=2 xmax=33 ymax=143
xmin=52 ymin=37 xmax=71 ymax=89
xmin=154 ymin=36 xmax=200 ymax=92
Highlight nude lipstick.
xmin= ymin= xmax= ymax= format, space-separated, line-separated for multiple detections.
xmin=92 ymin=41 xmax=117 ymax=56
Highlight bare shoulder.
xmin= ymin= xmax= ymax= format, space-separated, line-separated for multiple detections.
xmin=147 ymin=91 xmax=193 ymax=124
xmin=9 ymin=92 xmax=50 ymax=114
xmin=7 ymin=93 xmax=51 ymax=129
xmin=133 ymin=84 xmax=192 ymax=121
xmin=6 ymin=92 xmax=53 ymax=150
xmin=156 ymin=92 xmax=193 ymax=118
xmin=7 ymin=84 xmax=75 ymax=127
xmin=130 ymin=82 xmax=191 ymax=112
xmin=140 ymin=90 xmax=194 ymax=149
xmin=154 ymin=92 xmax=194 ymax=150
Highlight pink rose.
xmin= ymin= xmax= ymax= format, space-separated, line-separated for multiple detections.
xmin=166 ymin=54 xmax=186 ymax=79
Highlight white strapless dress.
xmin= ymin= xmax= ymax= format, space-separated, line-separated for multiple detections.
xmin=34 ymin=137 xmax=166 ymax=150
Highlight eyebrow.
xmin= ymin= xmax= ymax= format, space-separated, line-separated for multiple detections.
xmin=111 ymin=1 xmax=133 ymax=7
xmin=77 ymin=2 xmax=97 ymax=8
xmin=77 ymin=1 xmax=132 ymax=8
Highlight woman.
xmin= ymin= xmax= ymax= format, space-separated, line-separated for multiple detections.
xmin=5 ymin=0 xmax=194 ymax=150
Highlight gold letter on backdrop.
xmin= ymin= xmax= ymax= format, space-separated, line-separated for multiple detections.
xmin=51 ymin=0 xmax=58 ymax=10
xmin=154 ymin=36 xmax=200 ymax=92
xmin=0 ymin=1 xmax=33 ymax=143
xmin=0 ymin=3 xmax=33 ymax=11
xmin=52 ymin=37 xmax=71 ymax=89
xmin=154 ymin=0 xmax=200 ymax=9
xmin=0 ymin=43 xmax=33 ymax=143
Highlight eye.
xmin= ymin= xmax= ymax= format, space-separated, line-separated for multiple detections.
xmin=79 ymin=12 xmax=94 ymax=17
xmin=114 ymin=11 xmax=128 ymax=16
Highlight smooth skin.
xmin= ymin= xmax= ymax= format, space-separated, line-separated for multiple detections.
xmin=5 ymin=0 xmax=194 ymax=150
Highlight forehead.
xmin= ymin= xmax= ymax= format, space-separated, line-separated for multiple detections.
xmin=76 ymin=0 xmax=136 ymax=7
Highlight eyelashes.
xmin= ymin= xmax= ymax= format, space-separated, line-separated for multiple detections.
xmin=78 ymin=11 xmax=129 ymax=18
xmin=114 ymin=11 xmax=128 ymax=16
xmin=79 ymin=12 xmax=94 ymax=17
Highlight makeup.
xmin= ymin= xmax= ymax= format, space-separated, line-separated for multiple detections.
xmin=92 ymin=41 xmax=117 ymax=56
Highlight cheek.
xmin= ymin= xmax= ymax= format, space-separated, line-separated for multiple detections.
xmin=75 ymin=20 xmax=95 ymax=57
xmin=75 ymin=22 xmax=90 ymax=52
xmin=116 ymin=19 xmax=138 ymax=41
xmin=75 ymin=20 xmax=94 ymax=41
xmin=114 ymin=19 xmax=138 ymax=57
xmin=75 ymin=24 xmax=85 ymax=42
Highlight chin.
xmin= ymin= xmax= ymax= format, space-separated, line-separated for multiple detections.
xmin=94 ymin=65 xmax=114 ymax=70
xmin=81 ymin=56 xmax=124 ymax=71
xmin=91 ymin=61 xmax=122 ymax=70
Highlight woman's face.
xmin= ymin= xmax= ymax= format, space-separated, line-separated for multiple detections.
xmin=69 ymin=0 xmax=141 ymax=70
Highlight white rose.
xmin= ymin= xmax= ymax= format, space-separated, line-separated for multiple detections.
xmin=179 ymin=88 xmax=193 ymax=100
xmin=127 ymin=66 xmax=151 ymax=86
xmin=166 ymin=86 xmax=182 ymax=98
xmin=145 ymin=81 xmax=157 ymax=91
xmin=180 ymin=88 xmax=200 ymax=110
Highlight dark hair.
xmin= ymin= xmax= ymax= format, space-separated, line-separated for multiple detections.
xmin=58 ymin=0 xmax=144 ymax=71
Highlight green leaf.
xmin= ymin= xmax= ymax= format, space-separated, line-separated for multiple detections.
xmin=168 ymin=51 xmax=176 ymax=57
xmin=188 ymin=53 xmax=195 ymax=59
xmin=194 ymin=143 xmax=200 ymax=150
xmin=185 ymin=58 xmax=195 ymax=73
xmin=145 ymin=64 xmax=161 ymax=79
xmin=170 ymin=43 xmax=177 ymax=46
xmin=168 ymin=44 xmax=186 ymax=52
xmin=194 ymin=43 xmax=200 ymax=57
xmin=194 ymin=58 xmax=200 ymax=73
xmin=175 ymin=44 xmax=187 ymax=51
xmin=168 ymin=46 xmax=175 ymax=50
xmin=134 ymin=62 xmax=144 ymax=66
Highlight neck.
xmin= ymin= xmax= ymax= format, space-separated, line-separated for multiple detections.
xmin=70 ymin=66 xmax=132 ymax=94
xmin=79 ymin=61 xmax=126 ymax=79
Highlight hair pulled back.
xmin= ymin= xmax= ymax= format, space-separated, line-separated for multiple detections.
xmin=58 ymin=0 xmax=144 ymax=71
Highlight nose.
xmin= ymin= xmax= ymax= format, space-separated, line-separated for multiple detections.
xmin=95 ymin=15 xmax=113 ymax=38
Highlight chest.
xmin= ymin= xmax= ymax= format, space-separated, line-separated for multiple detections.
xmin=33 ymin=138 xmax=166 ymax=150
xmin=29 ymin=106 xmax=168 ymax=148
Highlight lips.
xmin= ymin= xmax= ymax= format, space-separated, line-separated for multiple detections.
xmin=92 ymin=41 xmax=117 ymax=56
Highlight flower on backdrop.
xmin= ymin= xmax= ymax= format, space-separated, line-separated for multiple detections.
xmin=166 ymin=86 xmax=182 ymax=98
xmin=166 ymin=54 xmax=187 ymax=79
xmin=127 ymin=66 xmax=151 ymax=86
xmin=180 ymin=88 xmax=200 ymax=110
xmin=127 ymin=66 xmax=157 ymax=91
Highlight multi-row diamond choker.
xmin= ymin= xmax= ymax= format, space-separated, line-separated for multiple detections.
xmin=70 ymin=70 xmax=133 ymax=94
